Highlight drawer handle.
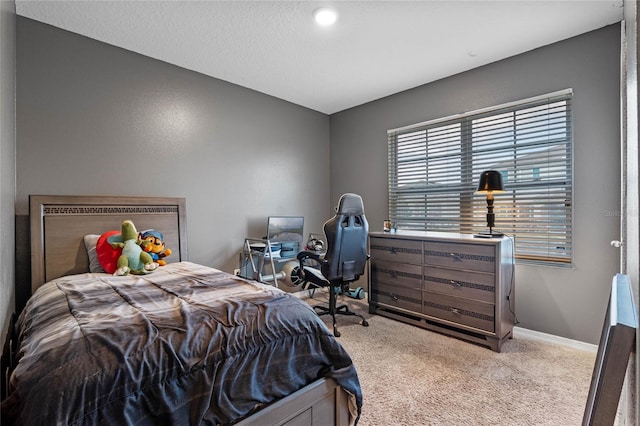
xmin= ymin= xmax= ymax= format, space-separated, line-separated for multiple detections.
xmin=451 ymin=308 xmax=461 ymax=315
xmin=450 ymin=253 xmax=462 ymax=262
xmin=450 ymin=280 xmax=462 ymax=287
xmin=390 ymin=293 xmax=399 ymax=301
xmin=390 ymin=247 xmax=398 ymax=255
xmin=390 ymin=270 xmax=398 ymax=279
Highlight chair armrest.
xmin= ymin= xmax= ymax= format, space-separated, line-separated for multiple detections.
xmin=297 ymin=251 xmax=328 ymax=289
xmin=297 ymin=250 xmax=324 ymax=264
xmin=297 ymin=251 xmax=326 ymax=275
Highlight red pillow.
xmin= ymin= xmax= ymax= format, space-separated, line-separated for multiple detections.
xmin=96 ymin=230 xmax=122 ymax=274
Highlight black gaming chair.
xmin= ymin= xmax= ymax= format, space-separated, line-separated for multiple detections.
xmin=296 ymin=193 xmax=370 ymax=337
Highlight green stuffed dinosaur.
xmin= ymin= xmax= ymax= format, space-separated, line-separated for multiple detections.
xmin=109 ymin=220 xmax=159 ymax=276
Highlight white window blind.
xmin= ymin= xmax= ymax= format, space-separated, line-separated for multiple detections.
xmin=388 ymin=90 xmax=573 ymax=265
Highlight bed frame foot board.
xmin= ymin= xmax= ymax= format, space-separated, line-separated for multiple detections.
xmin=236 ymin=378 xmax=352 ymax=426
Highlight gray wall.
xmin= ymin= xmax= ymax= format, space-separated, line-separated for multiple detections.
xmin=13 ymin=16 xmax=623 ymax=344
xmin=16 ymin=17 xmax=332 ymax=292
xmin=330 ymin=24 xmax=622 ymax=344
xmin=1 ymin=1 xmax=16 ymax=346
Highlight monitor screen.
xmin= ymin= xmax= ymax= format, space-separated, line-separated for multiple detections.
xmin=267 ymin=216 xmax=304 ymax=243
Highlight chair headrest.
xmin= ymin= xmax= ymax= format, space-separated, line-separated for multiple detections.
xmin=336 ymin=193 xmax=365 ymax=215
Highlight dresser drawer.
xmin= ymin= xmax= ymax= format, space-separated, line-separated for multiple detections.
xmin=424 ymin=241 xmax=496 ymax=273
xmin=423 ymin=267 xmax=495 ymax=303
xmin=371 ymin=282 xmax=422 ymax=313
xmin=422 ymin=291 xmax=495 ymax=333
xmin=370 ymin=237 xmax=422 ymax=264
xmin=371 ymin=259 xmax=422 ymax=289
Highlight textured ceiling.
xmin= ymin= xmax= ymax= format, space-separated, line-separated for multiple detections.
xmin=16 ymin=0 xmax=624 ymax=114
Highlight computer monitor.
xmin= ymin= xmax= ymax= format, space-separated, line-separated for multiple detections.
xmin=267 ymin=216 xmax=304 ymax=244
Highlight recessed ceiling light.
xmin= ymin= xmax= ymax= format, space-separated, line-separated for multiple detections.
xmin=313 ymin=7 xmax=338 ymax=26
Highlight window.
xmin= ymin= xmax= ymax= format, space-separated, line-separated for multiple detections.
xmin=388 ymin=90 xmax=573 ymax=265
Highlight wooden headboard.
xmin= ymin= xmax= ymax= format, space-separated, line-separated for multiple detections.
xmin=29 ymin=195 xmax=188 ymax=294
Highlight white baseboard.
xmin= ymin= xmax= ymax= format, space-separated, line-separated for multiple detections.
xmin=294 ymin=290 xmax=597 ymax=353
xmin=513 ymin=326 xmax=597 ymax=352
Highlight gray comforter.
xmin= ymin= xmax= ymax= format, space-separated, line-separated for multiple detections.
xmin=2 ymin=262 xmax=361 ymax=425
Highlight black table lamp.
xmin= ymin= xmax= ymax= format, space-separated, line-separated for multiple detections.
xmin=475 ymin=170 xmax=504 ymax=238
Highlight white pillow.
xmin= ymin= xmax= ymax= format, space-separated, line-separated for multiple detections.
xmin=83 ymin=234 xmax=106 ymax=273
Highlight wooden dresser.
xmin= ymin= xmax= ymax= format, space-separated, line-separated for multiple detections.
xmin=368 ymin=231 xmax=515 ymax=352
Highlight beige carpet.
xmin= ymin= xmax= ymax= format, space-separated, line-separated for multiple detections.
xmin=302 ymin=289 xmax=597 ymax=426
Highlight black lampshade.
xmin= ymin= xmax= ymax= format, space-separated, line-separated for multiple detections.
xmin=475 ymin=170 xmax=504 ymax=238
xmin=477 ymin=170 xmax=504 ymax=192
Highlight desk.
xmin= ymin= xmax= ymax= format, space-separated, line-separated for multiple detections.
xmin=237 ymin=238 xmax=305 ymax=288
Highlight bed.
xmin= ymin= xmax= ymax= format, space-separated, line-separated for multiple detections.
xmin=1 ymin=195 xmax=362 ymax=425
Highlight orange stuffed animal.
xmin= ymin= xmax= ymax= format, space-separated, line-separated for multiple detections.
xmin=139 ymin=229 xmax=172 ymax=266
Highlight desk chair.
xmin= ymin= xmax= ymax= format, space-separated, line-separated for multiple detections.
xmin=297 ymin=193 xmax=370 ymax=337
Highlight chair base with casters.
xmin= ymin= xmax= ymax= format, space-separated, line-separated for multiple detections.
xmin=297 ymin=252 xmax=369 ymax=338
